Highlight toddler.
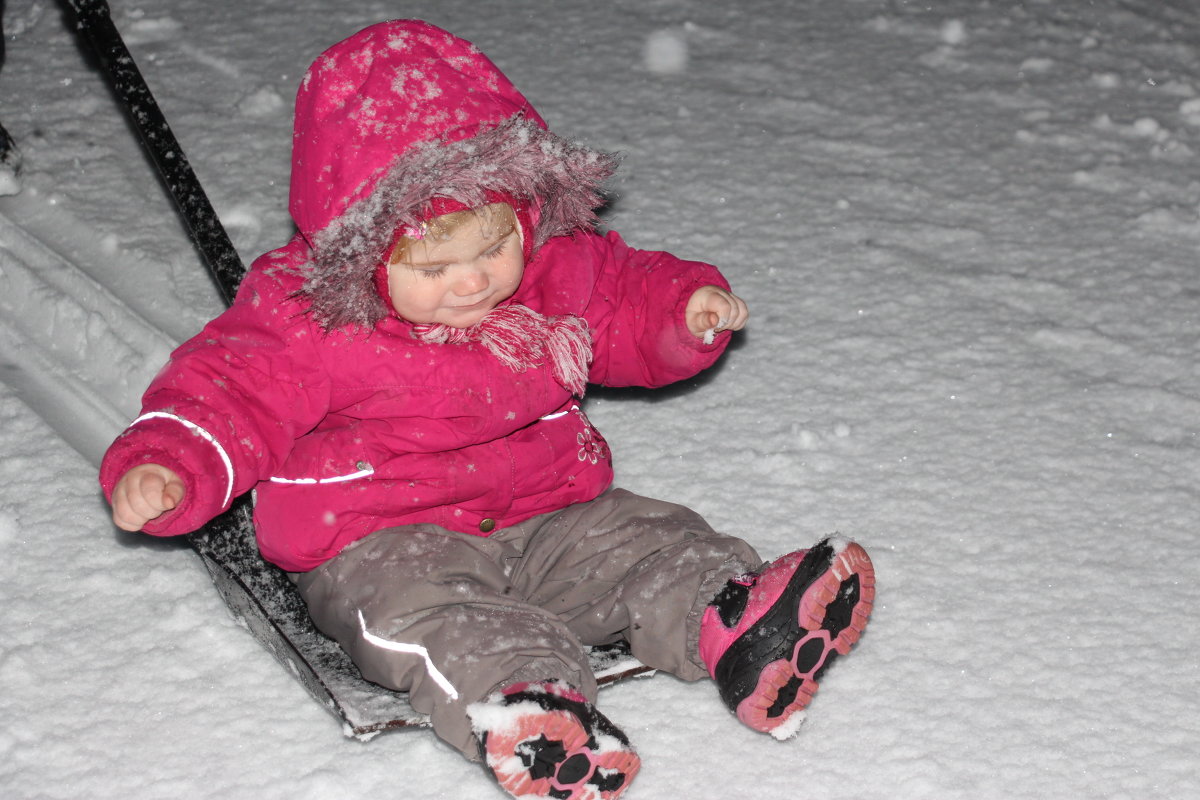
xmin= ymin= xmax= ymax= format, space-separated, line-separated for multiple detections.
xmin=101 ymin=20 xmax=875 ymax=800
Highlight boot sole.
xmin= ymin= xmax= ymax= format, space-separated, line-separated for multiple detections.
xmin=482 ymin=689 xmax=640 ymax=799
xmin=712 ymin=539 xmax=875 ymax=734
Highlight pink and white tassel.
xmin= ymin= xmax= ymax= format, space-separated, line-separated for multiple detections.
xmin=414 ymin=304 xmax=593 ymax=396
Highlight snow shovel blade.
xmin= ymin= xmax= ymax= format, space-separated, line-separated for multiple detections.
xmin=188 ymin=498 xmax=427 ymax=737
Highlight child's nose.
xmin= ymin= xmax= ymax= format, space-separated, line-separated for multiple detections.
xmin=453 ymin=267 xmax=488 ymax=295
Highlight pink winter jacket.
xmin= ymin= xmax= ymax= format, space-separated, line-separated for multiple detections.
xmin=99 ymin=20 xmax=733 ymax=571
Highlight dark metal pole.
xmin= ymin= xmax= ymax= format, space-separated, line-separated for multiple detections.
xmin=64 ymin=0 xmax=245 ymax=304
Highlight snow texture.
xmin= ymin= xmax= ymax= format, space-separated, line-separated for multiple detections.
xmin=1 ymin=1 xmax=1198 ymax=798
xmin=0 ymin=168 xmax=17 ymax=197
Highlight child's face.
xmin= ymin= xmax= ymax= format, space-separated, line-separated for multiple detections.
xmin=386 ymin=205 xmax=525 ymax=328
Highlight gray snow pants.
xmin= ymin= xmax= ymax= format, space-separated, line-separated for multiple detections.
xmin=292 ymin=488 xmax=760 ymax=758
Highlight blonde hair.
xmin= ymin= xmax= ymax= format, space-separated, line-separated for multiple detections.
xmin=388 ymin=202 xmax=518 ymax=265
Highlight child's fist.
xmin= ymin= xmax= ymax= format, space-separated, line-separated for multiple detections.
xmin=111 ymin=464 xmax=185 ymax=532
xmin=685 ymin=285 xmax=749 ymax=340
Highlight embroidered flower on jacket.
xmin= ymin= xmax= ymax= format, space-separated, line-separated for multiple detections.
xmin=573 ymin=406 xmax=610 ymax=464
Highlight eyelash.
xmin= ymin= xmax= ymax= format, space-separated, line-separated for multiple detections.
xmin=483 ymin=238 xmax=509 ymax=259
xmin=408 ymin=237 xmax=509 ymax=279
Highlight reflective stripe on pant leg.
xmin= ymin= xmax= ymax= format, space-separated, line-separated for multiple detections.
xmin=293 ymin=525 xmax=595 ymax=758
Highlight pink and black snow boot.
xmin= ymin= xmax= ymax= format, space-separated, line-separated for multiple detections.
xmin=698 ymin=537 xmax=875 ymax=738
xmin=469 ymin=681 xmax=640 ymax=800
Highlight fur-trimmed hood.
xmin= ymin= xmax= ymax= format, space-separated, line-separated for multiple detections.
xmin=288 ymin=20 xmax=618 ymax=330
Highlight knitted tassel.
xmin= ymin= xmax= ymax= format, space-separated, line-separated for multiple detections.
xmin=414 ymin=305 xmax=593 ymax=396
xmin=543 ymin=315 xmax=592 ymax=398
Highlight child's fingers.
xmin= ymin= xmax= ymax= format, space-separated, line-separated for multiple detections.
xmin=112 ymin=467 xmax=184 ymax=530
xmin=709 ymin=292 xmax=748 ymax=332
xmin=163 ymin=481 xmax=183 ymax=510
xmin=120 ymin=491 xmax=161 ymax=529
xmin=687 ymin=286 xmax=749 ymax=338
xmin=688 ymin=308 xmax=716 ymax=336
xmin=723 ymin=295 xmax=749 ymax=330
xmin=112 ymin=490 xmax=153 ymax=531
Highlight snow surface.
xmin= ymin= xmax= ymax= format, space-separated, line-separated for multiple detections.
xmin=2 ymin=1 xmax=1198 ymax=798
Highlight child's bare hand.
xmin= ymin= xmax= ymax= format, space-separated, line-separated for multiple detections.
xmin=685 ymin=285 xmax=749 ymax=340
xmin=111 ymin=464 xmax=185 ymax=532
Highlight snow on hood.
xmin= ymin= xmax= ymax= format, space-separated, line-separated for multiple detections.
xmin=287 ymin=19 xmax=619 ymax=331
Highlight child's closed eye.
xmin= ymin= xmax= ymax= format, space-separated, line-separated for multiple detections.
xmin=481 ymin=237 xmax=510 ymax=259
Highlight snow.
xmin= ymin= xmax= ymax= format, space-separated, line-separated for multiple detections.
xmin=0 ymin=168 xmax=17 ymax=197
xmin=1 ymin=1 xmax=1198 ymax=798
xmin=643 ymin=28 xmax=689 ymax=75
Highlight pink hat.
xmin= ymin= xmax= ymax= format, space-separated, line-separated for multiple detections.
xmin=290 ymin=21 xmax=616 ymax=332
